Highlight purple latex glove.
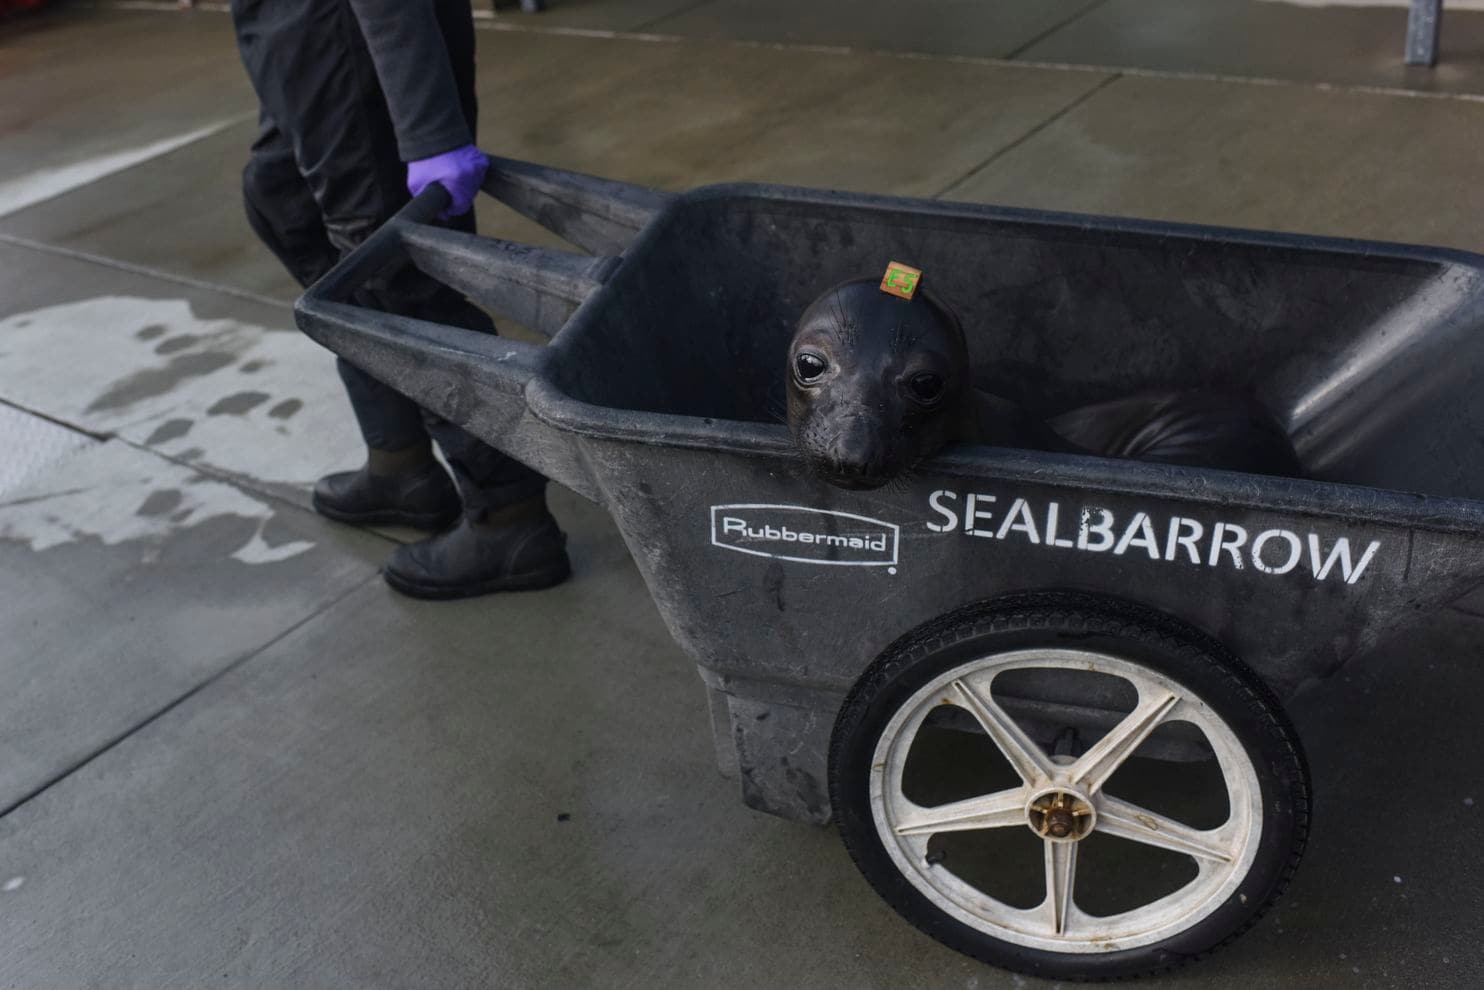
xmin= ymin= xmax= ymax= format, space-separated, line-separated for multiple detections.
xmin=406 ymin=144 xmax=489 ymax=220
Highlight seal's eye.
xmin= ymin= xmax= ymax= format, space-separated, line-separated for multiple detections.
xmin=907 ymin=372 xmax=946 ymax=406
xmin=794 ymin=352 xmax=828 ymax=385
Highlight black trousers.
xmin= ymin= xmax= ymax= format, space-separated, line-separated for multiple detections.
xmin=231 ymin=0 xmax=545 ymax=513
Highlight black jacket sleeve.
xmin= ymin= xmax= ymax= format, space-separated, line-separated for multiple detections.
xmin=346 ymin=0 xmax=474 ymax=162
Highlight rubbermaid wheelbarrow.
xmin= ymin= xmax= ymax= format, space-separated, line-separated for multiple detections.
xmin=295 ymin=159 xmax=1484 ymax=980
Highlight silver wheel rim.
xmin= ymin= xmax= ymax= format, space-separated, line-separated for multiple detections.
xmin=869 ymin=648 xmax=1263 ymax=954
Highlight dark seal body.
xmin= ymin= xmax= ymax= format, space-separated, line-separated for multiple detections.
xmin=786 ymin=277 xmax=1301 ymax=490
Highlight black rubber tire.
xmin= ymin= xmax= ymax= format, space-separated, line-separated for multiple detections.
xmin=828 ymin=594 xmax=1311 ymax=981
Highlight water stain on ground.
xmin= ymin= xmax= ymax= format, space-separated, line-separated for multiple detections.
xmin=136 ymin=489 xmax=183 ymax=517
xmin=268 ymin=398 xmax=302 ymax=420
xmin=144 ymin=418 xmax=193 ymax=445
xmin=154 ymin=334 xmax=202 ymax=356
xmin=134 ymin=324 xmax=166 ymax=341
xmin=207 ymin=391 xmax=271 ymax=416
xmin=86 ymin=352 xmax=237 ymax=413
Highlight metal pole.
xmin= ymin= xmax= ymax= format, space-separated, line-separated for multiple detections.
xmin=1406 ymin=0 xmax=1443 ymax=67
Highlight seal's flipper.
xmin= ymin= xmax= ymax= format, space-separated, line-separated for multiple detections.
xmin=1049 ymin=391 xmax=1302 ymax=477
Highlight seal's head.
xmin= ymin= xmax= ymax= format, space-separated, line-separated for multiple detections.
xmin=786 ymin=274 xmax=970 ymax=490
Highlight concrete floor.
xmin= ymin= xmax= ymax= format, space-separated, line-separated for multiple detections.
xmin=1 ymin=2 xmax=1482 ymax=987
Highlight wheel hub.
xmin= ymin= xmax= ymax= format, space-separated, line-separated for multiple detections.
xmin=1027 ymin=788 xmax=1095 ymax=842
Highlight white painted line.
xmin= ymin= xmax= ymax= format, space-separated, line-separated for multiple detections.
xmin=0 ymin=114 xmax=251 ymax=220
xmin=1262 ymin=1 xmax=1484 ymax=8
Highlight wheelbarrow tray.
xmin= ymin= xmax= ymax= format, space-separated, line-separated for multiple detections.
xmin=297 ymin=160 xmax=1484 ymax=825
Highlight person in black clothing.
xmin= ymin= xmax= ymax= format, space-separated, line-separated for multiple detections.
xmin=230 ymin=0 xmax=571 ymax=599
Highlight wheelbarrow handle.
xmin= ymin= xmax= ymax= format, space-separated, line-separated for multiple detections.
xmin=297 ymin=158 xmax=669 ymax=335
xmin=406 ymin=181 xmax=452 ymax=224
xmin=294 ymin=184 xmax=447 ymax=312
xmin=294 ymin=159 xmax=671 ymax=482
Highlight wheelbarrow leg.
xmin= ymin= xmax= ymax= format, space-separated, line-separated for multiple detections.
xmin=1406 ymin=0 xmax=1443 ymax=67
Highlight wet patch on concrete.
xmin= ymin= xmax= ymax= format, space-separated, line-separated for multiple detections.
xmin=136 ymin=489 xmax=183 ymax=517
xmin=206 ymin=391 xmax=270 ymax=416
xmin=0 ymin=297 xmax=362 ymax=499
xmin=0 ymin=403 xmax=97 ymax=499
xmin=86 ymin=352 xmax=237 ymax=414
xmin=0 ymin=442 xmax=314 ymax=565
xmin=144 ymin=418 xmax=193 ymax=445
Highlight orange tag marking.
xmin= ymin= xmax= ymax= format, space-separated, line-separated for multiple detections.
xmin=880 ymin=261 xmax=922 ymax=300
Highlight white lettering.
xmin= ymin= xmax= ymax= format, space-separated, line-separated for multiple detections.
xmin=927 ymin=489 xmax=960 ymax=533
xmin=917 ymin=491 xmax=1382 ymax=587
xmin=966 ymin=493 xmax=997 ymax=539
xmin=1078 ymin=508 xmax=1116 ymax=552
xmin=1252 ymin=529 xmax=1302 ymax=574
xmin=995 ymin=497 xmax=1041 ymax=544
xmin=1208 ymin=522 xmax=1248 ymax=569
xmin=1114 ymin=512 xmax=1161 ymax=559
xmin=1308 ymin=535 xmax=1381 ymax=584
xmin=723 ymin=517 xmax=746 ymax=536
xmin=1165 ymin=517 xmax=1204 ymax=564
xmin=1045 ymin=501 xmax=1075 ymax=548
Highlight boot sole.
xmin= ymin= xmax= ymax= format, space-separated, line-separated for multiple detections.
xmin=312 ymin=493 xmax=458 ymax=532
xmin=381 ymin=557 xmax=572 ymax=601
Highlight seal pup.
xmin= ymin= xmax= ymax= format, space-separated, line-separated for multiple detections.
xmin=786 ymin=271 xmax=1300 ymax=491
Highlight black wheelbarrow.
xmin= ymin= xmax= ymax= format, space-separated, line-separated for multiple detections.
xmin=295 ymin=159 xmax=1484 ymax=980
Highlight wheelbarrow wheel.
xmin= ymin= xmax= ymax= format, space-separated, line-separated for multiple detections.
xmin=828 ymin=600 xmax=1310 ymax=980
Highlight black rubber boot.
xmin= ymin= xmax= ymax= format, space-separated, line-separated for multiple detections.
xmin=382 ymin=498 xmax=571 ymax=600
xmin=312 ymin=447 xmax=460 ymax=530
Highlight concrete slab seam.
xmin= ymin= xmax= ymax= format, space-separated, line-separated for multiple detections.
xmin=1003 ymin=0 xmax=1114 ymax=61
xmin=0 ymin=233 xmax=289 ymax=311
xmin=0 ymin=394 xmax=110 ymax=443
xmin=0 ymin=398 xmax=398 ymax=552
xmin=77 ymin=1 xmax=1484 ymax=107
xmin=0 ymin=570 xmax=381 ymax=823
xmin=933 ymin=72 xmax=1125 ymax=200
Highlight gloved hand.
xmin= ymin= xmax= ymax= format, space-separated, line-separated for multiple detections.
xmin=406 ymin=144 xmax=489 ymax=220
